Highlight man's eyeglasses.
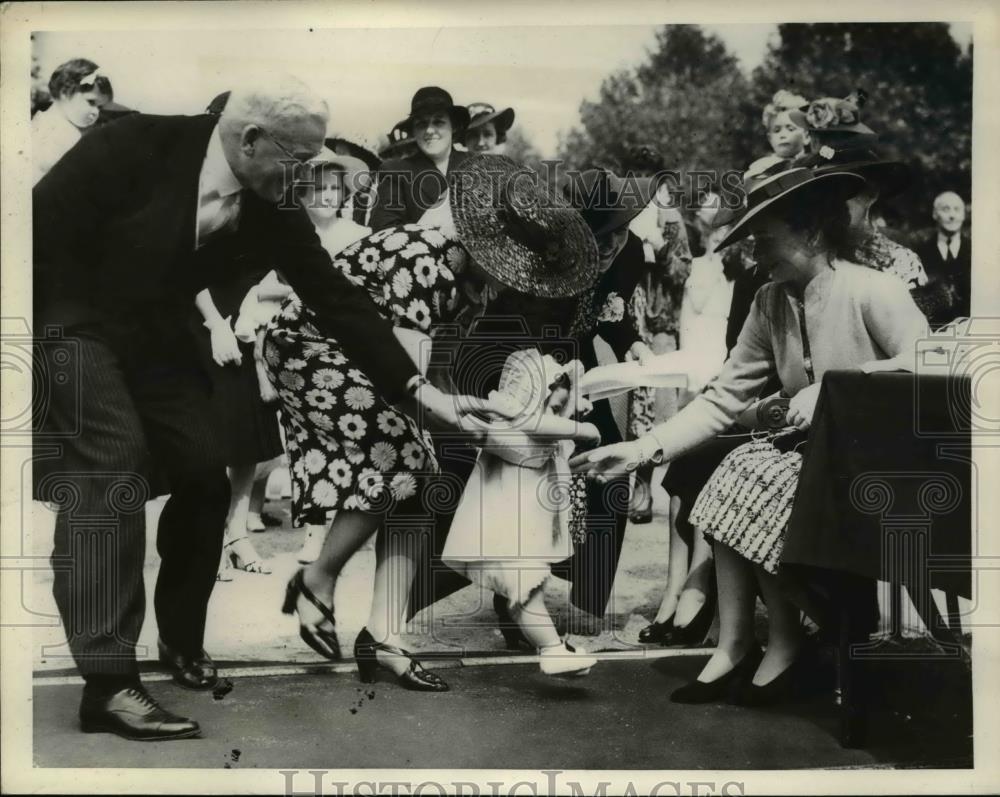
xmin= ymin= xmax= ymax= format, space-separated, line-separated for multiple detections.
xmin=258 ymin=127 xmax=317 ymax=165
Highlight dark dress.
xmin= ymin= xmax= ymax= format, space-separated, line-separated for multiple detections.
xmin=262 ymin=224 xmax=466 ymax=525
xmin=192 ymin=273 xmax=283 ymax=467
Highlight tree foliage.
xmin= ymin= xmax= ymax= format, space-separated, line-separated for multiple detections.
xmin=558 ymin=23 xmax=973 ymax=232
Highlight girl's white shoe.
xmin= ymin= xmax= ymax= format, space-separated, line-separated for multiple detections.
xmin=538 ymin=643 xmax=597 ymax=678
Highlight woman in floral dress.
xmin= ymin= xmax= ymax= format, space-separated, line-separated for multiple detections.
xmin=263 ymin=223 xmax=469 ymax=691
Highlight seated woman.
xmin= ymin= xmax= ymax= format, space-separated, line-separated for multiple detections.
xmin=573 ymin=165 xmax=928 ymax=705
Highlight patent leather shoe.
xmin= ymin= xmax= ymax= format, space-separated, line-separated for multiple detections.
xmin=157 ymin=638 xmax=218 ymax=691
xmin=638 ymin=617 xmax=675 ymax=644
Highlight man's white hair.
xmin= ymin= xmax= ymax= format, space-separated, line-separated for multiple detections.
xmin=221 ymin=72 xmax=329 ymax=131
xmin=933 ymin=191 xmax=964 ymax=210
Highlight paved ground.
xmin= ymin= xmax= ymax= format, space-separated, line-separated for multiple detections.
xmin=26 ymin=473 xmax=973 ymax=770
xmin=33 ymin=654 xmax=972 ymax=770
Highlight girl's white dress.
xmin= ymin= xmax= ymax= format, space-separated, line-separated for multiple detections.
xmin=679 ymin=252 xmax=734 ymax=393
xmin=442 ymin=349 xmax=577 ymax=607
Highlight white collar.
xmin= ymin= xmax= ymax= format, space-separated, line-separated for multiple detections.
xmin=200 ymin=125 xmax=242 ymax=198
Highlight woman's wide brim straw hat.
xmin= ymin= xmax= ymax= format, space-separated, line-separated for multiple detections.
xmin=450 ymin=154 xmax=599 ymax=298
xmin=714 ymin=167 xmax=866 ymax=252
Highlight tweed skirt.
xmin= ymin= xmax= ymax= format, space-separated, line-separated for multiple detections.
xmin=688 ymin=436 xmax=805 ymax=573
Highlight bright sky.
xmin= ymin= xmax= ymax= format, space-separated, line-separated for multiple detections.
xmin=34 ymin=23 xmax=972 ymax=158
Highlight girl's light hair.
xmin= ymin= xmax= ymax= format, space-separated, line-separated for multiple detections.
xmin=762 ymin=89 xmax=809 ymax=129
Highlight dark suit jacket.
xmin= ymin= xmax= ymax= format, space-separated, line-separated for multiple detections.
xmin=370 ymin=148 xmax=471 ymax=231
xmin=912 ymin=231 xmax=971 ymax=327
xmin=33 ymin=113 xmax=417 ymax=402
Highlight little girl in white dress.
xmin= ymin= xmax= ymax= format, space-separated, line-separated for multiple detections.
xmin=442 ymin=348 xmax=601 ymax=677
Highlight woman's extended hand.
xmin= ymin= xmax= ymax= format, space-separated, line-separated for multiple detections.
xmin=569 ymin=440 xmax=643 ymax=483
xmin=624 ymin=341 xmax=655 ymax=365
xmin=786 ymin=383 xmax=821 ymax=431
xmin=412 ymin=385 xmax=504 ymax=444
xmin=209 ymin=320 xmax=242 ymax=367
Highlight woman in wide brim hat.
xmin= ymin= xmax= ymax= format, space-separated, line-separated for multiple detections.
xmin=714 ymin=166 xmax=866 ymax=252
xmin=574 ymin=162 xmax=930 ymax=707
xmin=464 ymin=102 xmax=516 ymax=154
xmin=370 ymin=87 xmax=472 ymax=231
xmin=450 ymin=153 xmax=598 ymax=298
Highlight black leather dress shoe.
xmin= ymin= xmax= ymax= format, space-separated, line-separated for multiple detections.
xmin=158 ymin=639 xmax=219 ymax=690
xmin=80 ymin=687 xmax=201 ymax=741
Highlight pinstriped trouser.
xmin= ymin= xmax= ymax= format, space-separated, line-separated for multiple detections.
xmin=36 ymin=329 xmax=230 ymax=676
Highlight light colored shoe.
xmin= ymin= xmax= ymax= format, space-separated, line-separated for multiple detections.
xmin=246 ymin=512 xmax=266 ymax=533
xmin=296 ymin=525 xmax=327 ymax=564
xmin=538 ymin=643 xmax=597 ymax=678
xmin=224 ymin=536 xmax=272 ymax=574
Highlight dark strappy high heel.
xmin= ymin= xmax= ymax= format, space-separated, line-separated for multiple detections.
xmin=353 ymin=627 xmax=449 ymax=692
xmin=282 ymin=568 xmax=341 ymax=660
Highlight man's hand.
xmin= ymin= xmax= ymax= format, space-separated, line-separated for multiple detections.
xmin=569 ymin=440 xmax=644 ymax=483
xmin=786 ymin=383 xmax=821 ymax=431
xmin=209 ymin=320 xmax=242 ymax=367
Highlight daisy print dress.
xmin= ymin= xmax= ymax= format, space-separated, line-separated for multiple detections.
xmin=262 ymin=224 xmax=466 ymax=525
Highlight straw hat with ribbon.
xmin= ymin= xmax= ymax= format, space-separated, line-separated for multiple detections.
xmin=449 ymin=154 xmax=598 ymax=298
xmin=714 ymin=166 xmax=866 ymax=252
xmin=562 ymin=167 xmax=662 ymax=238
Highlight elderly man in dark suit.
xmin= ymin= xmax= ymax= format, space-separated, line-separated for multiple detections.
xmin=33 ymin=75 xmax=476 ymax=741
xmin=913 ymin=191 xmax=972 ymax=327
